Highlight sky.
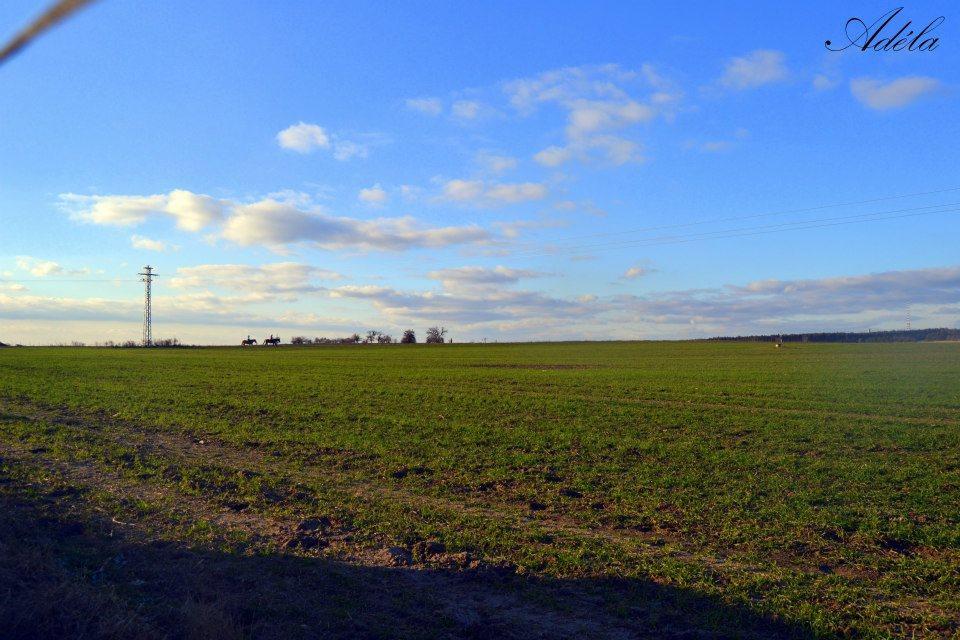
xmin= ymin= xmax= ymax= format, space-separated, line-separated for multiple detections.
xmin=1 ymin=0 xmax=959 ymax=344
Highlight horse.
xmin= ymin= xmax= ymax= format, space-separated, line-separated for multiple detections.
xmin=241 ymin=336 xmax=257 ymax=346
xmin=263 ymin=335 xmax=281 ymax=346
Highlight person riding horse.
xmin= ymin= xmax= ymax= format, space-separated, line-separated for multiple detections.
xmin=264 ymin=334 xmax=281 ymax=346
xmin=241 ymin=335 xmax=257 ymax=346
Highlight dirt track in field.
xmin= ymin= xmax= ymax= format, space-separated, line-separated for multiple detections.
xmin=0 ymin=400 xmax=820 ymax=639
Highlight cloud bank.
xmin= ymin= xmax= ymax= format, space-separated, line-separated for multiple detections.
xmin=61 ymin=191 xmax=492 ymax=253
xmin=719 ymin=50 xmax=788 ymax=89
xmin=275 ymin=122 xmax=368 ymax=160
xmin=2 ymin=265 xmax=957 ymax=342
xmin=850 ymin=77 xmax=940 ymax=110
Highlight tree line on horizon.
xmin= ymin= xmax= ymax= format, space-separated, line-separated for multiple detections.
xmin=2 ymin=330 xmax=458 ymax=348
xmin=707 ymin=327 xmax=960 ymax=343
xmin=290 ymin=326 xmax=449 ymax=346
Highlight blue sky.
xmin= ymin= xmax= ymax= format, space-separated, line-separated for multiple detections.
xmin=1 ymin=0 xmax=958 ymax=344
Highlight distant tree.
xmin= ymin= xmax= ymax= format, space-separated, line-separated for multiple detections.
xmin=377 ymin=333 xmax=393 ymax=344
xmin=291 ymin=336 xmax=308 ymax=345
xmin=350 ymin=333 xmax=362 ymax=344
xmin=365 ymin=330 xmax=380 ymax=344
xmin=401 ymin=329 xmax=416 ymax=344
xmin=425 ymin=326 xmax=448 ymax=344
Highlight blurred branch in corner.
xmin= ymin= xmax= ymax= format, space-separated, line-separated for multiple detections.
xmin=0 ymin=0 xmax=98 ymax=67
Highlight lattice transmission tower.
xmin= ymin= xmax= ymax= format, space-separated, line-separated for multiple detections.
xmin=139 ymin=265 xmax=157 ymax=346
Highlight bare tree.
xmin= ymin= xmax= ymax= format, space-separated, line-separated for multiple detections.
xmin=425 ymin=326 xmax=448 ymax=344
xmin=400 ymin=329 xmax=416 ymax=344
xmin=365 ymin=330 xmax=380 ymax=344
xmin=377 ymin=333 xmax=393 ymax=344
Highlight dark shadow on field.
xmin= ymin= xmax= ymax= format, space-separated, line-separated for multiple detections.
xmin=0 ymin=483 xmax=819 ymax=640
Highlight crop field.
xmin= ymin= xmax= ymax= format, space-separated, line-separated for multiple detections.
xmin=0 ymin=341 xmax=958 ymax=639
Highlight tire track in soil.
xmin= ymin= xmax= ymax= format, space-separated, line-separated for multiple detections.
xmin=4 ymin=398 xmax=950 ymax=630
xmin=0 ymin=405 xmax=700 ymax=640
xmin=0 ymin=400 xmax=751 ymax=571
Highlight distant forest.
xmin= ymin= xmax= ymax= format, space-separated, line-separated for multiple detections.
xmin=707 ymin=327 xmax=960 ymax=343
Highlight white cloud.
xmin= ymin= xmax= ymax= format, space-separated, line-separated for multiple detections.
xmin=534 ymin=145 xmax=573 ymax=167
xmin=275 ymin=122 xmax=368 ymax=160
xmin=3 ymin=265 xmax=959 ymax=342
xmin=220 ymin=198 xmax=490 ymax=251
xmin=0 ymin=294 xmax=140 ymax=324
xmin=61 ymin=190 xmax=225 ymax=231
xmin=566 ymin=99 xmax=655 ymax=138
xmin=623 ymin=265 xmax=655 ymax=279
xmin=485 ymin=182 xmax=548 ymax=203
xmin=720 ymin=50 xmax=788 ymax=89
xmin=326 ymin=265 xmax=960 ymax=339
xmin=583 ymin=135 xmax=642 ymax=164
xmin=14 ymin=256 xmax=90 ymax=278
xmin=265 ymin=190 xmax=316 ymax=206
xmin=537 ymin=137 xmax=641 ymax=167
xmin=620 ymin=264 xmax=657 ymax=280
xmin=164 ymin=190 xmax=225 ymax=231
xmin=494 ymin=217 xmax=568 ymax=239
xmin=405 ymin=97 xmax=443 ymax=116
xmin=635 ymin=266 xmax=960 ymax=330
xmin=16 ymin=256 xmax=63 ymax=277
xmin=399 ymin=185 xmax=422 ymax=201
xmin=504 ymin=64 xmax=640 ymax=113
xmin=64 ymin=190 xmax=492 ymax=253
xmin=477 ymin=153 xmax=518 ymax=175
xmin=442 ymin=179 xmax=484 ymax=202
xmin=452 ymin=100 xmax=481 ymax=120
xmin=687 ymin=128 xmax=748 ymax=154
xmin=170 ymin=263 xmax=342 ymax=297
xmin=850 ymin=76 xmax=940 ymax=110
xmin=505 ymin=64 xmax=669 ymax=166
xmin=131 ymin=235 xmax=176 ymax=252
xmin=59 ymin=193 xmax=165 ymax=227
xmin=0 ymin=291 xmax=337 ymax=330
xmin=329 ymin=283 xmax=593 ymax=327
xmin=441 ymin=179 xmax=547 ymax=205
xmin=333 ymin=140 xmax=368 ymax=161
xmin=812 ymin=74 xmax=840 ymax=91
xmin=358 ymin=184 xmax=388 ymax=204
xmin=427 ymin=265 xmax=544 ymax=290
xmin=700 ymin=140 xmax=732 ymax=153
xmin=276 ymin=122 xmax=331 ymax=153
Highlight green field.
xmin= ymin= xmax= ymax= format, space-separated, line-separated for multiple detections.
xmin=1 ymin=342 xmax=958 ymax=638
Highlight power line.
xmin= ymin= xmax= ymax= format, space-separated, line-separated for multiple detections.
xmin=511 ymin=201 xmax=960 ymax=255
xmin=516 ymin=185 xmax=960 ymax=248
xmin=0 ymin=278 xmax=138 ymax=283
xmin=509 ymin=202 xmax=960 ymax=258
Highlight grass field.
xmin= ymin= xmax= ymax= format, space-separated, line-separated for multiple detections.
xmin=1 ymin=341 xmax=958 ymax=638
